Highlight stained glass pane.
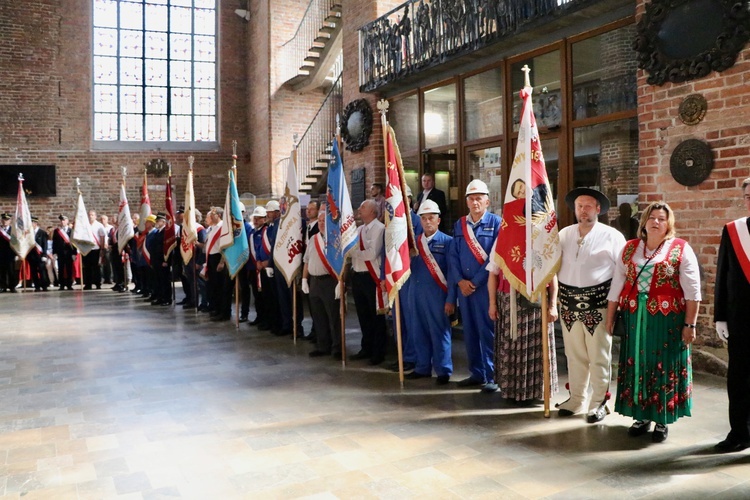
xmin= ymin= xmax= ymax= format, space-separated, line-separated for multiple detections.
xmin=94 ymin=85 xmax=118 ymax=113
xmin=120 ymin=57 xmax=143 ymax=85
xmin=145 ymin=4 xmax=168 ymax=32
xmin=171 ymin=88 xmax=193 ymax=115
xmin=194 ymin=9 xmax=215 ymax=36
xmin=170 ymin=6 xmax=192 ymax=34
xmin=145 ymin=59 xmax=168 ymax=86
xmin=120 ymin=30 xmax=143 ymax=57
xmin=120 ymin=2 xmax=142 ymax=30
xmin=146 ymin=115 xmax=168 ymax=141
xmin=194 ymin=36 xmax=214 ymax=62
xmin=93 ymin=28 xmax=117 ymax=56
xmin=94 ymin=56 xmax=118 ymax=84
xmin=171 ymin=115 xmax=192 ymax=141
xmin=93 ymin=0 xmax=117 ymax=28
xmin=121 ymin=114 xmax=144 ymax=141
xmin=194 ymin=89 xmax=215 ymax=115
xmin=120 ymin=86 xmax=143 ymax=114
xmin=194 ymin=62 xmax=214 ymax=88
xmin=145 ymin=32 xmax=168 ymax=59
xmin=194 ymin=115 xmax=216 ymax=141
xmin=170 ymin=61 xmax=192 ymax=87
xmin=170 ymin=34 xmax=192 ymax=61
xmin=145 ymin=87 xmax=167 ymax=114
xmin=95 ymin=113 xmax=119 ymax=140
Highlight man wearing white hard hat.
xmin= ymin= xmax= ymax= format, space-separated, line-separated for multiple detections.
xmin=237 ymin=202 xmax=253 ymax=322
xmin=257 ymin=200 xmax=282 ymax=334
xmin=248 ymin=206 xmax=270 ymax=328
xmin=447 ymin=179 xmax=501 ymax=392
xmin=404 ymin=199 xmax=454 ymax=384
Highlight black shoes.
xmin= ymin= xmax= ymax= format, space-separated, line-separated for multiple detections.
xmin=404 ymin=371 xmax=431 ymax=380
xmin=349 ymin=351 xmax=370 ymax=361
xmin=628 ymin=420 xmax=652 ymax=437
xmin=309 ymin=350 xmax=330 ymax=358
xmin=715 ymin=437 xmax=750 ymax=453
xmin=652 ymin=424 xmax=668 ymax=442
xmin=436 ymin=375 xmax=450 ymax=385
xmin=238 ymin=316 xmax=248 ymax=323
xmin=456 ymin=377 xmax=484 ymax=388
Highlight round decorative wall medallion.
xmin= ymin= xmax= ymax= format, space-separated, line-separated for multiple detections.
xmin=340 ymin=99 xmax=373 ymax=152
xmin=669 ymin=139 xmax=713 ymax=186
xmin=678 ymin=94 xmax=707 ymax=125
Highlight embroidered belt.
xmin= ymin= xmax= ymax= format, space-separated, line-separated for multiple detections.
xmin=559 ymin=280 xmax=611 ymax=335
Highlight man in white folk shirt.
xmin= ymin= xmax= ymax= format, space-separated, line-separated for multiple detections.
xmin=83 ymin=210 xmax=107 ymax=290
xmin=555 ymin=188 xmax=626 ymax=423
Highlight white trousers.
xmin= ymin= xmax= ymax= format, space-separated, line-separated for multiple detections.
xmin=561 ymin=309 xmax=613 ymax=413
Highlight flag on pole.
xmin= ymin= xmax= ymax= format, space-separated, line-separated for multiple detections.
xmin=71 ymin=191 xmax=97 ymax=256
xmin=163 ymin=172 xmax=176 ymax=259
xmin=382 ymin=123 xmax=417 ymax=307
xmin=180 ymin=168 xmax=198 ymax=265
xmin=273 ymin=154 xmax=304 ymax=286
xmin=138 ymin=171 xmax=151 ymax=232
xmin=116 ymin=181 xmax=135 ymax=254
xmin=491 ymin=82 xmax=560 ymax=301
xmin=325 ymin=139 xmax=358 ymax=277
xmin=219 ymin=169 xmax=249 ymax=279
xmin=9 ymin=176 xmax=35 ymax=259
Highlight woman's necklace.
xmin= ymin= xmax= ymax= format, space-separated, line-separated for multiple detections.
xmin=643 ymin=239 xmax=666 ymax=259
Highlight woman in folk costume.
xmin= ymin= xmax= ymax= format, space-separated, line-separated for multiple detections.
xmin=606 ymin=201 xmax=701 ymax=442
xmin=487 ymin=261 xmax=559 ymax=404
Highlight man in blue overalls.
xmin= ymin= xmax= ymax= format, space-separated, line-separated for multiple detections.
xmin=405 ymin=199 xmax=453 ymax=384
xmin=447 ymin=180 xmax=501 ymax=392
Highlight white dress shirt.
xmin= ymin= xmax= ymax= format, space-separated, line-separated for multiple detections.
xmin=558 ymin=222 xmax=626 ymax=288
xmin=351 ymin=219 xmax=384 ymax=273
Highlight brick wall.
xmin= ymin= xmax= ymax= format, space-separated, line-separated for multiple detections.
xmin=0 ymin=0 xmax=250 ymax=226
xmin=636 ymin=0 xmax=750 ymax=347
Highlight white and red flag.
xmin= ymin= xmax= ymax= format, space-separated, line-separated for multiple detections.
xmin=9 ymin=175 xmax=35 ymax=259
xmin=71 ymin=189 xmax=97 ymax=257
xmin=163 ymin=172 xmax=176 ymax=259
xmin=138 ymin=171 xmax=151 ymax=232
xmin=180 ymin=167 xmax=198 ymax=265
xmin=116 ymin=180 xmax=135 ymax=254
xmin=491 ymin=76 xmax=560 ymax=301
xmin=273 ymin=154 xmax=304 ymax=286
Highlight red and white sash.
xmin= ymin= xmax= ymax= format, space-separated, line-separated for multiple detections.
xmin=56 ymin=227 xmax=70 ymax=244
xmin=313 ymin=233 xmax=337 ymax=279
xmin=360 ymin=226 xmax=386 ymax=312
xmin=461 ymin=216 xmax=488 ymax=264
xmin=0 ymin=228 xmax=10 ymax=242
xmin=727 ymin=216 xmax=750 ymax=283
xmin=418 ymin=234 xmax=447 ymax=292
xmin=206 ymin=225 xmax=222 ymax=255
xmin=261 ymin=226 xmax=272 ymax=256
xmin=142 ymin=232 xmax=152 ymax=266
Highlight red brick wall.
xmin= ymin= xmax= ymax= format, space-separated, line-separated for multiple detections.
xmin=0 ymin=0 xmax=249 ymax=226
xmin=636 ymin=0 xmax=750 ymax=346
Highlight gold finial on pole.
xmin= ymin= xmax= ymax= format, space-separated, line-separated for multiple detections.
xmin=168 ymin=162 xmax=172 ymax=178
xmin=232 ymin=140 xmax=238 ymax=169
xmin=521 ymin=64 xmax=531 ymax=88
xmin=187 ymin=155 xmax=194 ymax=171
xmin=76 ymin=177 xmax=81 ymax=194
xmin=376 ymin=98 xmax=389 ymax=119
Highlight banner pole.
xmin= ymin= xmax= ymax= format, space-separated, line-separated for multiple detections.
xmin=339 ymin=278 xmax=346 ymax=368
xmin=235 ymin=278 xmax=240 ymax=330
xmin=395 ymin=293 xmax=405 ymax=389
xmin=293 ymin=284 xmax=297 ymax=344
xmin=542 ymin=290 xmax=551 ymax=418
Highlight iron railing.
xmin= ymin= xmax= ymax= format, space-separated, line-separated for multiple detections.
xmin=359 ymin=0 xmax=582 ymax=91
xmin=279 ymin=0 xmax=341 ymax=85
xmin=295 ymin=71 xmax=343 ymax=190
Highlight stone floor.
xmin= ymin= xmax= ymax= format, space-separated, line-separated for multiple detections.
xmin=1 ymin=286 xmax=749 ymax=499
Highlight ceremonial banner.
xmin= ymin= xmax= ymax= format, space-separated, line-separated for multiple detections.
xmin=71 ymin=192 xmax=97 ymax=256
xmin=325 ymin=140 xmax=358 ymax=277
xmin=138 ymin=171 xmax=151 ymax=232
xmin=491 ymin=84 xmax=560 ymax=301
xmin=180 ymin=169 xmax=198 ymax=265
xmin=116 ymin=181 xmax=135 ymax=254
xmin=382 ymin=124 xmax=417 ymax=307
xmin=163 ymin=173 xmax=176 ymax=259
xmin=273 ymin=155 xmax=304 ymax=286
xmin=10 ymin=176 xmax=35 ymax=259
xmin=219 ymin=170 xmax=249 ymax=279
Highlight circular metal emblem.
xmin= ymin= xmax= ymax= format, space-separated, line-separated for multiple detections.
xmin=678 ymin=94 xmax=707 ymax=125
xmin=669 ymin=139 xmax=713 ymax=186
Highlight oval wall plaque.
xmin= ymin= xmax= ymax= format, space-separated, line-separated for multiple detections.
xmin=678 ymin=94 xmax=708 ymax=125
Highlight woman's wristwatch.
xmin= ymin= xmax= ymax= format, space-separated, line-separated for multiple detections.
xmin=683 ymin=323 xmax=696 ymax=329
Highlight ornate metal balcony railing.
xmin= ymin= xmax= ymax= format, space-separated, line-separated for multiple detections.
xmin=279 ymin=0 xmax=342 ymax=86
xmin=295 ymin=71 xmax=343 ymax=191
xmin=359 ymin=0 xmax=585 ymax=91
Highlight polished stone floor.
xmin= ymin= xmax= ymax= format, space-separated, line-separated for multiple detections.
xmin=1 ymin=286 xmax=749 ymax=499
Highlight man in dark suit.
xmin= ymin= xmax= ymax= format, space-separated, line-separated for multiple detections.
xmin=28 ymin=216 xmax=49 ymax=291
xmin=415 ymin=173 xmax=448 ymax=231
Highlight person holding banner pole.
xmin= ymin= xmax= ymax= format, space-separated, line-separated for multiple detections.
xmin=52 ymin=215 xmax=76 ymax=291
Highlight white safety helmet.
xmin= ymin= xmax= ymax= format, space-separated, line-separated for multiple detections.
xmin=238 ymin=202 xmax=246 ymax=213
xmin=417 ymin=199 xmax=441 ymax=216
xmin=465 ymin=179 xmax=489 ymax=196
xmin=405 ymin=185 xmax=413 ymax=197
xmin=265 ymin=200 xmax=280 ymax=212
xmin=251 ymin=206 xmax=267 ymax=218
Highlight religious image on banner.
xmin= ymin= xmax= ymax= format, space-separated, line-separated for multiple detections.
xmin=219 ymin=170 xmax=249 ymax=279
xmin=180 ymin=167 xmax=198 ymax=265
xmin=116 ymin=181 xmax=135 ymax=254
xmin=138 ymin=171 xmax=151 ymax=232
xmin=71 ymin=191 xmax=97 ymax=257
xmin=163 ymin=173 xmax=176 ymax=260
xmin=273 ymin=155 xmax=303 ymax=286
xmin=325 ymin=139 xmax=358 ymax=277
xmin=491 ymin=81 xmax=560 ymax=301
xmin=10 ymin=175 xmax=35 ymax=259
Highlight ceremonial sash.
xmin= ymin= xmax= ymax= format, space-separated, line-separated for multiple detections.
xmin=34 ymin=242 xmax=43 ymax=255
xmin=142 ymin=234 xmax=151 ymax=266
xmin=727 ymin=217 xmax=750 ymax=283
xmin=261 ymin=226 xmax=272 ymax=255
xmin=0 ymin=228 xmax=10 ymax=242
xmin=461 ymin=216 xmax=488 ymax=264
xmin=201 ymin=226 xmax=222 ymax=279
xmin=360 ymin=226 xmax=386 ymax=312
xmin=418 ymin=234 xmax=447 ymax=292
xmin=56 ymin=227 xmax=70 ymax=244
xmin=313 ymin=233 xmax=337 ymax=279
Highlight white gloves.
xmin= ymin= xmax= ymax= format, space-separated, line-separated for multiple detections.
xmin=41 ymin=257 xmax=47 ymax=263
xmin=716 ymin=321 xmax=729 ymax=342
xmin=335 ymin=282 xmax=341 ymax=300
xmin=301 ymin=278 xmax=309 ymax=294
xmin=265 ymin=267 xmax=274 ymax=278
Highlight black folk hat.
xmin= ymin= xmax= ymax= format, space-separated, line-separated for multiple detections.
xmin=564 ymin=187 xmax=611 ymax=215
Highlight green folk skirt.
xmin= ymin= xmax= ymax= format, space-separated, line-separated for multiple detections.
xmin=614 ymin=293 xmax=692 ymax=425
